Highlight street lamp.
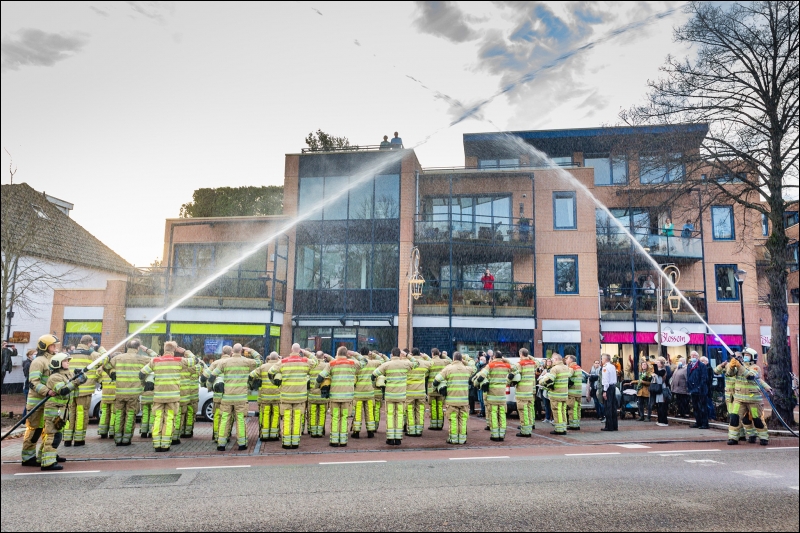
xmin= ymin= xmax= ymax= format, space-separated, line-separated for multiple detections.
xmin=734 ymin=268 xmax=747 ymax=348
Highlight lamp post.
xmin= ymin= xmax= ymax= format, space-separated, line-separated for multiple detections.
xmin=734 ymin=268 xmax=747 ymax=348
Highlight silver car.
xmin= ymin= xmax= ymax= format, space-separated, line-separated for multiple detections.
xmin=89 ymin=381 xmax=216 ymax=421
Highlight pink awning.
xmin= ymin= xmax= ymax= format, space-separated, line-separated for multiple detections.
xmin=707 ymin=334 xmax=742 ymax=346
xmin=602 ymin=331 xmax=706 ymax=345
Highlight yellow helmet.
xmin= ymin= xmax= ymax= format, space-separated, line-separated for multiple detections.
xmin=49 ymin=352 xmax=71 ymax=370
xmin=38 ymin=334 xmax=59 ymax=352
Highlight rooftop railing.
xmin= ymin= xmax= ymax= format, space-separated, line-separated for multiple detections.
xmin=300 ymin=143 xmax=404 ymax=153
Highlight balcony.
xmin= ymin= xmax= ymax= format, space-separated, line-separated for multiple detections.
xmin=414 ymin=282 xmax=535 ymax=318
xmin=126 ymin=267 xmax=286 ymax=312
xmin=596 ymin=229 xmax=702 ymax=261
xmin=599 ymin=287 xmax=706 ymax=323
xmin=415 ymin=215 xmax=533 ymax=247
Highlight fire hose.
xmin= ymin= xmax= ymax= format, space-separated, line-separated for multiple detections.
xmin=754 ymin=379 xmax=799 ymax=438
xmin=1 ymin=351 xmax=111 ymax=441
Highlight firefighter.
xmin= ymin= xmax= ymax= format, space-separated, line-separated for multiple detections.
xmin=315 ymin=346 xmax=364 ymax=447
xmin=269 ymin=344 xmax=318 ymax=449
xmin=307 ymin=350 xmax=331 ymax=438
xmin=205 ymin=345 xmax=232 ymax=441
xmin=509 ymin=348 xmax=538 ymax=437
xmin=109 ymin=338 xmax=155 ymax=446
xmin=726 ymin=348 xmax=772 ymax=446
xmin=40 ymin=353 xmax=86 ymax=470
xmin=250 ymin=352 xmax=282 ymax=442
xmin=352 ymin=348 xmax=386 ymax=439
xmin=21 ymin=334 xmax=59 ymax=467
xmin=432 ymin=351 xmax=475 ymax=444
xmin=177 ymin=349 xmax=200 ymax=439
xmin=184 ymin=356 xmax=204 ymax=438
xmin=139 ymin=370 xmax=156 ymax=439
xmin=539 ymin=354 xmax=573 ymax=435
xmin=427 ymin=348 xmax=451 ymax=431
xmin=472 ymin=351 xmax=512 ymax=441
xmin=96 ymin=357 xmax=118 ymax=439
xmin=716 ymin=355 xmax=751 ymax=441
xmin=564 ymin=354 xmax=583 ymax=430
xmin=406 ymin=348 xmax=431 ymax=437
xmin=62 ymin=335 xmax=106 ymax=447
xmin=209 ymin=345 xmax=260 ymax=451
xmin=139 ymin=342 xmax=195 ymax=452
xmin=372 ymin=348 xmax=419 ymax=445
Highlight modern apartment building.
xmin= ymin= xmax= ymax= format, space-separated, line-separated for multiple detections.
xmin=124 ymin=126 xmax=798 ymax=374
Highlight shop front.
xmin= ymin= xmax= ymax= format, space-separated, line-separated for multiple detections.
xmin=292 ymin=326 xmax=397 ymax=354
xmin=600 ymin=331 xmax=708 ymax=380
xmin=63 ymin=321 xmax=103 ymax=350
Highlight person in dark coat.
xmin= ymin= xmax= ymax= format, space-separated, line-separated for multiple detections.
xmin=686 ymin=350 xmax=709 ymax=428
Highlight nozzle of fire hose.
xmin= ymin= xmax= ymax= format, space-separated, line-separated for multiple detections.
xmin=59 ymin=387 xmax=72 ymax=396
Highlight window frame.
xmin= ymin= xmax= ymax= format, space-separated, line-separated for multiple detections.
xmin=714 ymin=264 xmax=740 ymax=301
xmin=711 ymin=205 xmax=735 ymax=241
xmin=553 ymin=191 xmax=577 ymax=230
xmin=586 ymin=153 xmax=628 ymax=186
xmin=554 ymin=255 xmax=579 ymax=295
xmin=639 ymin=153 xmax=685 ymax=184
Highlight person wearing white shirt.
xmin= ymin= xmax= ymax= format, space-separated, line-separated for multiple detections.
xmin=601 ymin=353 xmax=618 ymax=431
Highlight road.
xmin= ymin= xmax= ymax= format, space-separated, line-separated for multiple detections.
xmin=2 ymin=442 xmax=797 ymax=531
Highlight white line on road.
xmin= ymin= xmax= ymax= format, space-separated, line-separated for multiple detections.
xmin=733 ymin=470 xmax=782 ymax=479
xmin=319 ymin=460 xmax=387 ymax=465
xmin=685 ymin=459 xmax=723 ymax=464
xmin=789 ymin=486 xmax=799 ymax=491
xmin=648 ymin=449 xmax=720 ymax=454
xmin=766 ymin=446 xmax=799 ymax=450
xmin=14 ymin=470 xmax=101 ymax=476
xmin=617 ymin=444 xmax=651 ymax=449
xmin=659 ymin=454 xmax=685 ymax=457
xmin=564 ymin=452 xmax=621 ymax=456
xmin=176 ymin=465 xmax=251 ymax=470
xmin=448 ymin=456 xmax=510 ymax=461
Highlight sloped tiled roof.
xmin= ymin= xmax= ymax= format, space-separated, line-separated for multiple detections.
xmin=2 ymin=183 xmax=132 ymax=275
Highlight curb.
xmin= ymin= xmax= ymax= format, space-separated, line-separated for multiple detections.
xmin=667 ymin=415 xmax=795 ymax=436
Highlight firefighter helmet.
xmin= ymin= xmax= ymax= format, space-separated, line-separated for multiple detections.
xmin=37 ymin=334 xmax=59 ymax=352
xmin=49 ymin=352 xmax=71 ymax=371
xmin=743 ymin=347 xmax=758 ymax=361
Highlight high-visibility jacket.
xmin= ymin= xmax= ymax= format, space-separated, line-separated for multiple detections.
xmin=44 ymin=371 xmax=77 ymax=417
xmin=728 ymin=362 xmax=770 ymax=403
xmin=354 ymin=354 xmax=386 ymax=400
xmin=474 ymin=359 xmax=512 ymax=405
xmin=69 ymin=344 xmax=105 ymax=397
xmin=317 ymin=356 xmax=365 ymax=401
xmin=434 ymin=361 xmax=475 ymax=406
xmin=205 ymin=354 xmax=230 ymax=400
xmin=427 ymin=355 xmax=451 ymax=396
xmin=110 ymin=348 xmax=153 ymax=398
xmin=140 ymin=352 xmax=195 ymax=403
xmin=568 ymin=363 xmax=583 ymax=398
xmin=406 ymin=355 xmax=431 ymax=400
xmin=96 ymin=367 xmax=116 ymax=402
xmin=269 ymin=354 xmax=317 ymax=404
xmin=543 ymin=362 xmax=573 ymax=402
xmin=26 ymin=354 xmax=52 ymax=401
xmin=210 ymin=353 xmax=260 ymax=404
xmin=251 ymin=361 xmax=281 ymax=402
xmin=511 ymin=357 xmax=538 ymax=400
xmin=372 ymin=357 xmax=419 ymax=402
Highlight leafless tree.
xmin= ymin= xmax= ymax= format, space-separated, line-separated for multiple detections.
xmin=621 ymin=1 xmax=798 ymax=426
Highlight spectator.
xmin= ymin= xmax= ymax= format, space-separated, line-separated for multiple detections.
xmin=474 ymin=352 xmax=487 ymax=417
xmin=652 ymin=359 xmax=669 ymax=426
xmin=379 ymin=135 xmax=391 ymax=150
xmin=481 ymin=269 xmax=494 ymax=303
xmin=663 ymin=218 xmax=674 ymax=237
xmin=686 ymin=350 xmax=709 ymax=429
xmin=681 ymin=220 xmax=694 ymax=238
xmin=390 ymin=131 xmax=403 ymax=148
xmin=588 ymin=359 xmax=604 ymax=419
xmin=601 ymin=353 xmax=618 ymax=431
xmin=700 ymin=355 xmax=716 ymax=420
xmin=21 ymin=349 xmax=35 ymax=416
xmin=671 ymin=357 xmax=690 ymax=417
xmin=631 ymin=361 xmax=652 ymax=421
xmin=1 ymin=341 xmax=16 ymax=389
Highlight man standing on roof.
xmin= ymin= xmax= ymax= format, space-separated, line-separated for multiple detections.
xmin=390 ymin=131 xmax=403 ymax=148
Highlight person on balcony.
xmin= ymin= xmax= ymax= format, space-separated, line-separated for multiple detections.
xmin=481 ymin=269 xmax=495 ymax=304
xmin=379 ymin=135 xmax=391 ymax=150
xmin=390 ymin=131 xmax=403 ymax=148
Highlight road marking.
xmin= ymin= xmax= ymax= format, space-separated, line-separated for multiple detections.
xmin=319 ymin=460 xmax=387 ymax=465
xmin=14 ymin=470 xmax=101 ymax=476
xmin=659 ymin=454 xmax=685 ymax=457
xmin=448 ymin=456 xmax=510 ymax=461
xmin=733 ymin=470 xmax=782 ymax=479
xmin=176 ymin=465 xmax=251 ymax=470
xmin=648 ymin=449 xmax=720 ymax=454
xmin=564 ymin=452 xmax=621 ymax=456
xmin=766 ymin=446 xmax=799 ymax=450
xmin=789 ymin=486 xmax=798 ymax=491
xmin=685 ymin=459 xmax=723 ymax=464
xmin=617 ymin=444 xmax=650 ymax=449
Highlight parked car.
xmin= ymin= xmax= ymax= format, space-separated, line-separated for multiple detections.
xmin=89 ymin=380 xmax=217 ymax=421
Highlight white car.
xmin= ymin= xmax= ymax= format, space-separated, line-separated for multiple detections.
xmin=89 ymin=382 xmax=215 ymax=421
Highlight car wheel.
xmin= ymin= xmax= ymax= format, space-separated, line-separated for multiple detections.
xmin=93 ymin=404 xmax=100 ymax=420
xmin=203 ymin=399 xmax=214 ymax=421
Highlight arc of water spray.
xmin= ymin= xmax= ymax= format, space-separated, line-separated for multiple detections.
xmin=501 ymin=134 xmax=737 ymax=356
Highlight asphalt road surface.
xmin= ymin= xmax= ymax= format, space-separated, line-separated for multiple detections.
xmin=1 ymin=444 xmax=797 ymax=531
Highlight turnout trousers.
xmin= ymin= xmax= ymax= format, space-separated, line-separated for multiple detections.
xmin=517 ymin=397 xmax=535 ymax=435
xmin=40 ymin=416 xmax=63 ymax=468
xmin=329 ymin=401 xmax=351 ymax=445
xmin=97 ymin=401 xmax=116 ymax=437
xmin=152 ymin=401 xmax=179 ymax=450
xmin=406 ymin=398 xmax=425 ymax=436
xmin=385 ymin=401 xmax=405 ymax=442
xmin=281 ymin=402 xmax=305 ymax=447
xmin=446 ymin=404 xmax=468 ymax=444
xmin=729 ymin=401 xmax=768 ymax=442
xmin=21 ymin=403 xmax=45 ymax=462
xmin=64 ymin=395 xmax=91 ymax=443
xmin=308 ymin=401 xmax=328 ymax=438
xmin=259 ymin=401 xmax=280 ymax=440
xmin=114 ymin=397 xmax=139 ymax=444
xmin=219 ymin=401 xmax=248 ymax=447
xmin=352 ymin=399 xmax=376 ymax=434
xmin=550 ymin=398 xmax=568 ymax=434
xmin=487 ymin=403 xmax=507 ymax=439
xmin=566 ymin=395 xmax=581 ymax=429
xmin=429 ymin=394 xmax=445 ymax=430
xmin=140 ymin=397 xmax=154 ymax=436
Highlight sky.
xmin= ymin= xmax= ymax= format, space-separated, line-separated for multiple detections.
xmin=1 ymin=1 xmax=692 ymax=267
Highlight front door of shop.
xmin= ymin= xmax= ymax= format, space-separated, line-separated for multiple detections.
xmin=332 ymin=338 xmax=356 ymax=352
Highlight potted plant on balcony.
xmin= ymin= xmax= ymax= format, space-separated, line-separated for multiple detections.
xmin=518 ymin=217 xmax=530 ymax=242
xmin=519 ymin=284 xmax=535 ymax=306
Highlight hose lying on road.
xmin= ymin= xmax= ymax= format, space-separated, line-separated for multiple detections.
xmin=756 ymin=380 xmax=799 ymax=438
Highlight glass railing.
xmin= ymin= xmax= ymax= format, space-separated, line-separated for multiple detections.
xmin=415 ymin=216 xmax=534 ymax=246
xmin=414 ymin=282 xmax=535 ymax=318
xmin=598 ymin=287 xmax=706 ymax=323
xmin=126 ymin=267 xmax=286 ymax=311
xmin=596 ymin=229 xmax=702 ymax=259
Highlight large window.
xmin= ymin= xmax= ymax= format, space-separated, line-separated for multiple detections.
xmin=711 ymin=206 xmax=735 ymax=240
xmin=441 ymin=262 xmax=512 ymax=290
xmin=639 ymin=154 xmax=684 ymax=184
xmin=790 ymin=243 xmax=799 ymax=273
xmin=715 ymin=265 xmax=739 ymax=301
xmin=478 ymin=158 xmax=520 ymax=169
xmin=298 ymin=174 xmax=400 ymax=221
xmin=586 ymin=154 xmax=627 ymax=185
xmin=423 ymin=195 xmax=511 ymax=232
xmin=555 ymin=255 xmax=579 ymax=294
xmin=761 ymin=213 xmax=769 ymax=236
xmin=553 ymin=191 xmax=577 ymax=230
xmin=296 ymin=245 xmax=321 ymax=290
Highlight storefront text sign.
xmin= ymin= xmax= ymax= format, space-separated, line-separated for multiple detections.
xmin=655 ymin=330 xmax=690 ymax=346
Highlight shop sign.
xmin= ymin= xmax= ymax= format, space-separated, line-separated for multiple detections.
xmin=654 ymin=330 xmax=690 ymax=346
xmin=9 ymin=331 xmax=30 ymax=343
xmin=760 ymin=335 xmax=770 ymax=347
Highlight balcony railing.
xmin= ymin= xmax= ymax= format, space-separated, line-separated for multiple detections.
xmin=596 ymin=229 xmax=703 ymax=260
xmin=415 ymin=215 xmax=533 ymax=246
xmin=599 ymin=287 xmax=706 ymax=323
xmin=414 ymin=282 xmax=535 ymax=318
xmin=300 ymin=144 xmax=403 ymax=153
xmin=127 ymin=267 xmax=286 ymax=311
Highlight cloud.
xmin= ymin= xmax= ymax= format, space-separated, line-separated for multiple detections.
xmin=412 ymin=1 xmax=481 ymax=43
xmin=89 ymin=6 xmax=110 ymax=17
xmin=1 ymin=28 xmax=89 ymax=73
xmin=126 ymin=1 xmax=174 ymax=25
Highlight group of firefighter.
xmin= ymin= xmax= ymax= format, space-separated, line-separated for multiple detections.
xmin=19 ymin=333 xmax=775 ymax=470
